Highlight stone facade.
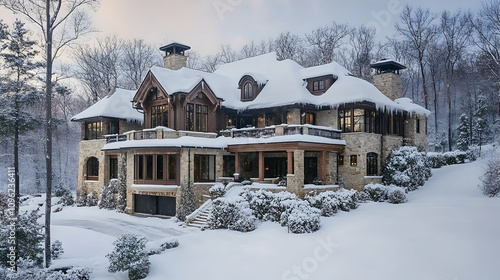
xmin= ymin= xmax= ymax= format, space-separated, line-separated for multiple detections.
xmin=404 ymin=115 xmax=427 ymax=150
xmin=77 ymin=139 xmax=107 ymax=196
xmin=316 ymin=109 xmax=338 ymax=128
xmin=373 ymin=72 xmax=402 ymax=101
xmin=163 ymin=54 xmax=187 ymax=70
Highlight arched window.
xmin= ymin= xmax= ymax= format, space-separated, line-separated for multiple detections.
xmin=86 ymin=157 xmax=99 ymax=180
xmin=366 ymin=152 xmax=378 ymax=176
xmin=243 ymin=82 xmax=253 ymax=100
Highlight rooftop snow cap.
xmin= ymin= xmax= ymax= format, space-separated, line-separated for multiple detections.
xmin=160 ymin=42 xmax=191 ymax=70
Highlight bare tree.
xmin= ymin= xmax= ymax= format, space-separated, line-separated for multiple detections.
xmin=306 ymin=22 xmax=352 ymax=65
xmin=350 ymin=26 xmax=376 ymax=80
xmin=396 ymin=5 xmax=437 ymax=110
xmin=121 ymin=38 xmax=161 ymax=89
xmin=275 ymin=31 xmax=304 ymax=61
xmin=0 ymin=0 xmax=98 ymax=268
xmin=218 ymin=44 xmax=238 ymax=64
xmin=441 ymin=10 xmax=472 ymax=150
xmin=73 ymin=36 xmax=122 ymax=102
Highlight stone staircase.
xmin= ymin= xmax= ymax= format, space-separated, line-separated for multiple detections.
xmin=186 ymin=199 xmax=213 ymax=229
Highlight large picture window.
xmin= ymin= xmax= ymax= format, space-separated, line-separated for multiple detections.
xmin=195 ymin=104 xmax=208 ymax=132
xmin=194 ymin=154 xmax=215 ymax=182
xmin=301 ymin=112 xmax=316 ymax=125
xmin=134 ymin=154 xmax=177 ymax=183
xmin=84 ymin=121 xmax=103 ymax=140
xmin=151 ymin=104 xmax=168 ymax=128
xmin=367 ymin=153 xmax=378 ymax=176
xmin=86 ymin=157 xmax=99 ymax=180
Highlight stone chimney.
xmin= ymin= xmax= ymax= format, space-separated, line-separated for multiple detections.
xmin=370 ymin=59 xmax=406 ymax=101
xmin=159 ymin=42 xmax=191 ymax=70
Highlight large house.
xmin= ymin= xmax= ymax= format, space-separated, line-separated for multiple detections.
xmin=72 ymin=42 xmax=430 ymax=217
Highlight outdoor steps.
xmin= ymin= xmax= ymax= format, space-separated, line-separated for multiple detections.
xmin=186 ymin=200 xmax=213 ymax=229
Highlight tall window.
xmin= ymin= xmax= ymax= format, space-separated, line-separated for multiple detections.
xmin=195 ymin=104 xmax=208 ymax=132
xmin=367 ymin=153 xmax=378 ymax=176
xmin=151 ymin=104 xmax=168 ymax=128
xmin=223 ymin=155 xmax=235 ymax=177
xmin=134 ymin=154 xmax=177 ymax=183
xmin=416 ymin=119 xmax=420 ymax=134
xmin=186 ymin=103 xmax=194 ymax=131
xmin=339 ymin=109 xmax=352 ymax=132
xmin=84 ymin=121 xmax=103 ymax=140
xmin=108 ymin=119 xmax=119 ymax=135
xmin=194 ymin=155 xmax=215 ymax=182
xmin=109 ymin=157 xmax=118 ymax=179
xmin=86 ymin=157 xmax=99 ymax=180
xmin=243 ymin=82 xmax=253 ymax=99
xmin=353 ymin=109 xmax=364 ymax=132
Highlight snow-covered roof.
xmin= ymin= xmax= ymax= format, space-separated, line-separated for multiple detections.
xmin=72 ymin=88 xmax=143 ymax=123
xmin=140 ymin=52 xmax=428 ymax=115
xmin=395 ymin=98 xmax=431 ymax=117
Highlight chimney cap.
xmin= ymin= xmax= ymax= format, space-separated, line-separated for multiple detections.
xmin=370 ymin=59 xmax=406 ymax=72
xmin=160 ymin=42 xmax=191 ymax=56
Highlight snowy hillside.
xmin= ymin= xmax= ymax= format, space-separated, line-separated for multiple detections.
xmin=22 ymin=151 xmax=500 ymax=280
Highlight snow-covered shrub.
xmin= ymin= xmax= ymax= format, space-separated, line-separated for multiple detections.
xmin=0 ymin=266 xmax=92 ymax=280
xmin=147 ymin=237 xmax=179 ymax=255
xmin=305 ymin=190 xmax=358 ymax=216
xmin=86 ymin=192 xmax=98 ymax=207
xmin=176 ymin=183 xmax=195 ymax=221
xmin=427 ymin=152 xmax=446 ymax=169
xmin=241 ymin=189 xmax=299 ymax=221
xmin=209 ymin=197 xmax=257 ymax=232
xmin=383 ymin=146 xmax=431 ymax=191
xmin=54 ymin=186 xmax=74 ymax=206
xmin=363 ymin=183 xmax=407 ymax=204
xmin=209 ymin=183 xmax=226 ymax=199
xmin=0 ymin=210 xmax=44 ymax=267
xmin=76 ymin=190 xmax=86 ymax=207
xmin=241 ymin=179 xmax=252 ymax=186
xmin=280 ymin=202 xmax=321 ymax=234
xmin=107 ymin=234 xmax=150 ymax=280
xmin=479 ymin=157 xmax=500 ymax=197
xmin=51 ymin=240 xmax=64 ymax=260
xmin=98 ymin=179 xmax=117 ymax=210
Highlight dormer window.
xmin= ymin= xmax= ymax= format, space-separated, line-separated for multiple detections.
xmin=243 ymin=82 xmax=253 ymax=100
xmin=313 ymin=80 xmax=325 ymax=91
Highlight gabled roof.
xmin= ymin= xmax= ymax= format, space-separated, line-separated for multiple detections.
xmin=71 ymin=88 xmax=143 ymax=123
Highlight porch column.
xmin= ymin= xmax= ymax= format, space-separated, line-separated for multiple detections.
xmin=287 ymin=151 xmax=293 ymax=175
xmin=234 ymin=152 xmax=240 ymax=180
xmin=319 ymin=151 xmax=326 ymax=181
xmin=258 ymin=151 xmax=264 ymax=181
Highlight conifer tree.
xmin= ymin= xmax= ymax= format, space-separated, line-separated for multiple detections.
xmin=473 ymin=94 xmax=488 ymax=156
xmin=457 ymin=113 xmax=470 ymax=151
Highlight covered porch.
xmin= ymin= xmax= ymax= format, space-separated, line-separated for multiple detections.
xmin=227 ymin=142 xmax=344 ymax=196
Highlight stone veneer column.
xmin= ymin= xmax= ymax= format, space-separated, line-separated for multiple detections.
xmin=258 ymin=151 xmax=264 ymax=181
xmin=125 ymin=151 xmax=134 ymax=214
xmin=287 ymin=150 xmax=304 ymax=196
xmin=287 ymin=108 xmax=301 ymax=124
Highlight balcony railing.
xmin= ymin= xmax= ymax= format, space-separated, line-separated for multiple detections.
xmin=225 ymin=124 xmax=341 ymax=140
xmin=105 ymin=134 xmax=127 ymax=143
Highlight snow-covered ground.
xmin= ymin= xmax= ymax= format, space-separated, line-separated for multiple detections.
xmin=22 ymin=152 xmax=500 ymax=280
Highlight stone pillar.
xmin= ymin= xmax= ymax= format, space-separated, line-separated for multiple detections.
xmin=234 ymin=152 xmax=240 ymax=180
xmin=125 ymin=151 xmax=135 ymax=214
xmin=287 ymin=150 xmax=304 ymax=196
xmin=287 ymin=151 xmax=293 ymax=175
xmin=319 ymin=151 xmax=326 ymax=181
xmin=258 ymin=151 xmax=264 ymax=181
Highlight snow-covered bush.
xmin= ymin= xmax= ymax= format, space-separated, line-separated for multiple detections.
xmin=241 ymin=189 xmax=299 ymax=221
xmin=54 ymin=186 xmax=74 ymax=206
xmin=363 ymin=183 xmax=407 ymax=204
xmin=86 ymin=192 xmax=98 ymax=207
xmin=0 ymin=266 xmax=92 ymax=280
xmin=0 ymin=210 xmax=44 ymax=267
xmin=107 ymin=234 xmax=150 ymax=280
xmin=427 ymin=152 xmax=446 ymax=169
xmin=305 ymin=189 xmax=359 ymax=216
xmin=51 ymin=240 xmax=64 ymax=260
xmin=241 ymin=179 xmax=252 ymax=186
xmin=383 ymin=146 xmax=431 ymax=191
xmin=280 ymin=202 xmax=321 ymax=234
xmin=209 ymin=197 xmax=257 ymax=232
xmin=147 ymin=237 xmax=179 ymax=255
xmin=75 ymin=190 xmax=86 ymax=207
xmin=479 ymin=157 xmax=500 ymax=197
xmin=98 ymin=179 xmax=117 ymax=210
xmin=116 ymin=154 xmax=128 ymax=212
xmin=209 ymin=183 xmax=226 ymax=199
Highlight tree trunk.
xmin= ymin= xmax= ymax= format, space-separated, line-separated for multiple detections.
xmin=44 ymin=0 xmax=53 ymax=268
xmin=419 ymin=59 xmax=429 ymax=110
xmin=14 ymin=108 xmax=19 ymax=273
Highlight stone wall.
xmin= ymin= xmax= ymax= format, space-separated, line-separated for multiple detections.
xmin=163 ymin=54 xmax=187 ymax=70
xmin=119 ymin=120 xmax=142 ymax=135
xmin=373 ymin=73 xmax=402 ymax=101
xmin=316 ymin=109 xmax=338 ymax=129
xmin=404 ymin=115 xmax=428 ymax=151
xmin=287 ymin=108 xmax=301 ymax=125
xmin=77 ymin=139 xmax=107 ymax=197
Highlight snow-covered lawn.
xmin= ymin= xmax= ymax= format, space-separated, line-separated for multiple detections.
xmin=26 ymin=156 xmax=499 ymax=280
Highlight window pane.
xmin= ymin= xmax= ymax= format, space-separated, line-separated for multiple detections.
xmin=167 ymin=155 xmax=176 ymax=180
xmin=345 ymin=109 xmax=352 ymax=132
xmin=137 ymin=155 xmax=144 ymax=180
xmin=162 ymin=105 xmax=168 ymax=127
xmin=145 ymin=155 xmax=153 ymax=180
xmin=186 ymin=103 xmax=194 ymax=131
xmin=354 ymin=109 xmax=364 ymax=132
xmin=156 ymin=155 xmax=164 ymax=180
xmin=110 ymin=158 xmax=118 ymax=179
xmin=350 ymin=155 xmax=357 ymax=166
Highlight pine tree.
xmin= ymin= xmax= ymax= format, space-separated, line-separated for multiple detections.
xmin=457 ymin=113 xmax=470 ymax=151
xmin=107 ymin=234 xmax=150 ymax=280
xmin=177 ymin=183 xmax=195 ymax=221
xmin=473 ymin=94 xmax=489 ymax=156
xmin=116 ymin=153 xmax=127 ymax=212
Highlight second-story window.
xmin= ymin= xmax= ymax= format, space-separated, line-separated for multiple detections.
xmin=195 ymin=104 xmax=208 ymax=132
xmin=313 ymin=80 xmax=325 ymax=91
xmin=301 ymin=112 xmax=316 ymax=125
xmin=186 ymin=103 xmax=194 ymax=131
xmin=243 ymin=82 xmax=253 ymax=100
xmin=151 ymin=104 xmax=168 ymax=128
xmin=85 ymin=121 xmax=103 ymax=140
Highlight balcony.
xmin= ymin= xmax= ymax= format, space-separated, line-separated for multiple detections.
xmin=220 ymin=124 xmax=341 ymax=140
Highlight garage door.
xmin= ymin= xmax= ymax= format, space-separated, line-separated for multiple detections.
xmin=134 ymin=194 xmax=176 ymax=216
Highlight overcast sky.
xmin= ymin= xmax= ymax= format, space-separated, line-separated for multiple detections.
xmin=1 ymin=0 xmax=484 ymax=57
